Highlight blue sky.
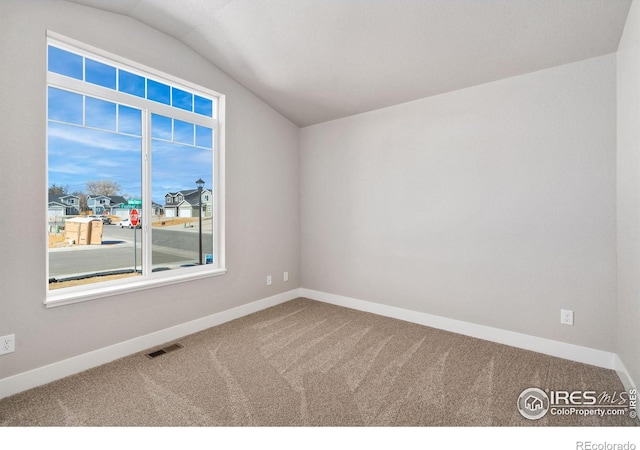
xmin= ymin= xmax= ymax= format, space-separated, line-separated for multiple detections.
xmin=48 ymin=46 xmax=214 ymax=205
xmin=48 ymin=119 xmax=213 ymax=203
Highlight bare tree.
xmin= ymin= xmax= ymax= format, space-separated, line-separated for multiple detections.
xmin=48 ymin=184 xmax=69 ymax=195
xmin=85 ymin=180 xmax=121 ymax=196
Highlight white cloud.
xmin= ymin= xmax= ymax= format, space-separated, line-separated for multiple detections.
xmin=48 ymin=122 xmax=141 ymax=153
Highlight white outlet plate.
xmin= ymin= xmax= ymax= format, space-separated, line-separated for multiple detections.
xmin=0 ymin=334 xmax=15 ymax=355
xmin=560 ymin=309 xmax=574 ymax=326
xmin=284 ymin=271 xmax=289 ymax=282
xmin=267 ymin=275 xmax=272 ymax=286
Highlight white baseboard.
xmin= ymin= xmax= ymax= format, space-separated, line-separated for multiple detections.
xmin=2 ymin=287 xmax=634 ymax=402
xmin=300 ymin=288 xmax=620 ymax=371
xmin=614 ymin=354 xmax=638 ymax=394
xmin=0 ymin=288 xmax=302 ymax=400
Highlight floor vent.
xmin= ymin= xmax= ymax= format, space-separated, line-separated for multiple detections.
xmin=146 ymin=343 xmax=184 ymax=359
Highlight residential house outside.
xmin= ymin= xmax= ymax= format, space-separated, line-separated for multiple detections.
xmin=87 ymin=195 xmax=129 ymax=217
xmin=151 ymin=202 xmax=165 ymax=217
xmin=164 ymin=189 xmax=212 ymax=218
xmin=48 ymin=194 xmax=80 ymax=222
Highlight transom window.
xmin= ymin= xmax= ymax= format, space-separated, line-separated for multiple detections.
xmin=46 ymin=33 xmax=225 ymax=306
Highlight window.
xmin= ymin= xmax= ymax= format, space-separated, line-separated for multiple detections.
xmin=46 ymin=33 xmax=225 ymax=306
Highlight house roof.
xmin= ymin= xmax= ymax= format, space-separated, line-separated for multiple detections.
xmin=48 ymin=194 xmax=79 ymax=203
xmin=165 ymin=189 xmax=211 ymax=204
xmin=109 ymin=196 xmax=128 ymax=206
xmin=87 ymin=195 xmax=129 ymax=206
xmin=87 ymin=195 xmax=110 ymax=200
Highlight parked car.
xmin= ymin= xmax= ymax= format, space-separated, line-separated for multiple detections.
xmin=89 ymin=215 xmax=112 ymax=224
xmin=119 ymin=217 xmax=141 ymax=228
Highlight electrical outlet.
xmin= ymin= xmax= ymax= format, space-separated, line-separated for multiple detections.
xmin=267 ymin=275 xmax=272 ymax=286
xmin=284 ymin=271 xmax=289 ymax=282
xmin=0 ymin=334 xmax=15 ymax=355
xmin=560 ymin=309 xmax=574 ymax=326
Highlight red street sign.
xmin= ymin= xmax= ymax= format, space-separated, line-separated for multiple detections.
xmin=130 ymin=209 xmax=139 ymax=226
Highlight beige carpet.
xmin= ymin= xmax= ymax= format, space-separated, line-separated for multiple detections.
xmin=0 ymin=298 xmax=637 ymax=426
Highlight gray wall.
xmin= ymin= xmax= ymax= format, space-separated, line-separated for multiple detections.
xmin=0 ymin=0 xmax=300 ymax=379
xmin=300 ymin=54 xmax=618 ymax=352
xmin=617 ymin=0 xmax=640 ymax=387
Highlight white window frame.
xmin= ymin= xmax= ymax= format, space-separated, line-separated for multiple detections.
xmin=45 ymin=31 xmax=226 ymax=308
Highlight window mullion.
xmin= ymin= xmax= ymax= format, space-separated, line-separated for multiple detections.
xmin=141 ymin=109 xmax=152 ymax=277
xmin=48 ymin=73 xmax=214 ymax=128
xmin=214 ymin=100 xmax=225 ymax=268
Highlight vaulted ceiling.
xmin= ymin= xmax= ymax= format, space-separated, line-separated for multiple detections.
xmin=67 ymin=0 xmax=632 ymax=127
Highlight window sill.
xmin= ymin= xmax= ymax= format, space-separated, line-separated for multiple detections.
xmin=45 ymin=267 xmax=227 ymax=308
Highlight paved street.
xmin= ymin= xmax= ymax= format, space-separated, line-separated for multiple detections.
xmin=49 ymin=223 xmax=214 ymax=279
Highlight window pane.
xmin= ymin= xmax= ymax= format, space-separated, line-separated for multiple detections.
xmin=85 ymin=58 xmax=116 ymax=89
xmin=174 ymin=120 xmax=194 ymax=145
xmin=118 ymin=105 xmax=142 ymax=136
xmin=48 ymin=123 xmax=142 ymax=195
xmin=85 ymin=97 xmax=117 ymax=131
xmin=151 ymin=139 xmax=213 ymax=270
xmin=147 ymin=79 xmax=170 ymax=105
xmin=48 ymin=120 xmax=143 ymax=288
xmin=172 ymin=87 xmax=193 ymax=111
xmin=48 ymin=87 xmax=83 ymax=125
xmin=194 ymin=95 xmax=213 ymax=117
xmin=118 ymin=70 xmax=145 ymax=98
xmin=195 ymin=125 xmax=213 ymax=149
xmin=48 ymin=46 xmax=83 ymax=80
xmin=151 ymin=114 xmax=172 ymax=140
